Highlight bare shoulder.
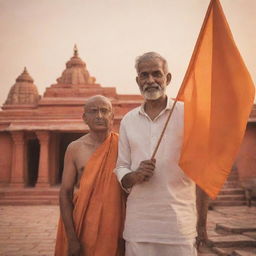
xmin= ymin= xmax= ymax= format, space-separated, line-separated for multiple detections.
xmin=76 ymin=134 xmax=91 ymax=143
xmin=63 ymin=136 xmax=85 ymax=160
xmin=65 ymin=134 xmax=98 ymax=185
xmin=67 ymin=134 xmax=89 ymax=150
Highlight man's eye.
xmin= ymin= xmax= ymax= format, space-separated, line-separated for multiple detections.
xmin=153 ymin=71 xmax=162 ymax=77
xmin=100 ymin=108 xmax=108 ymax=114
xmin=88 ymin=109 xmax=98 ymax=114
xmin=140 ymin=73 xmax=148 ymax=78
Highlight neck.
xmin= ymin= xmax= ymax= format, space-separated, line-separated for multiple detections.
xmin=144 ymin=95 xmax=167 ymax=114
xmin=89 ymin=130 xmax=110 ymax=144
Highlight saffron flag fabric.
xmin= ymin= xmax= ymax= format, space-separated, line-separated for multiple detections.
xmin=177 ymin=0 xmax=255 ymax=199
xmin=55 ymin=132 xmax=125 ymax=256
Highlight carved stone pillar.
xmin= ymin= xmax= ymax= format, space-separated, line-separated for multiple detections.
xmin=10 ymin=131 xmax=25 ymax=187
xmin=36 ymin=131 xmax=50 ymax=187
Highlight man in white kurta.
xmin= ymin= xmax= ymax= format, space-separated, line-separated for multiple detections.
xmin=115 ymin=52 xmax=199 ymax=256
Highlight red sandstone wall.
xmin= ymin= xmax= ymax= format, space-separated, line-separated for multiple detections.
xmin=0 ymin=132 xmax=13 ymax=185
xmin=236 ymin=123 xmax=256 ymax=181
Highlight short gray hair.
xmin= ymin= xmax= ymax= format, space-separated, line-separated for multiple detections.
xmin=135 ymin=52 xmax=169 ymax=74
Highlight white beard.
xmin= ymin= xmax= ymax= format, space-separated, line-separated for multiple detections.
xmin=141 ymin=84 xmax=166 ymax=100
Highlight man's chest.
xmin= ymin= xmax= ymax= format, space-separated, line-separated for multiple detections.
xmin=73 ymin=145 xmax=97 ymax=172
xmin=126 ymin=117 xmax=182 ymax=157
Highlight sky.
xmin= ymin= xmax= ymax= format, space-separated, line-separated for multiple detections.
xmin=0 ymin=0 xmax=255 ymax=106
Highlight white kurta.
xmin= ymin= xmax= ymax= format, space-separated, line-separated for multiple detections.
xmin=115 ymin=99 xmax=197 ymax=245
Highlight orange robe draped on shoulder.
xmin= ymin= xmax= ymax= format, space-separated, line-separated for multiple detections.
xmin=55 ymin=132 xmax=125 ymax=256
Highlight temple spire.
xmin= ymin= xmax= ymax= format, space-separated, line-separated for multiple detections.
xmin=4 ymin=67 xmax=40 ymax=106
xmin=74 ymin=44 xmax=78 ymax=57
xmin=56 ymin=45 xmax=96 ymax=85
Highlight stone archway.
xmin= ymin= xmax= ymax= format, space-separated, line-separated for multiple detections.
xmin=26 ymin=138 xmax=40 ymax=187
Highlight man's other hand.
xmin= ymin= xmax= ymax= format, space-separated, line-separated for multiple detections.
xmin=196 ymin=225 xmax=208 ymax=251
xmin=68 ymin=238 xmax=81 ymax=256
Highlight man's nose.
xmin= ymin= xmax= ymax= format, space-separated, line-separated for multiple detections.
xmin=96 ymin=110 xmax=103 ymax=118
xmin=146 ymin=74 xmax=154 ymax=84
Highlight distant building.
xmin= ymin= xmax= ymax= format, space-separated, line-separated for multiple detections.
xmin=0 ymin=46 xmax=142 ymax=187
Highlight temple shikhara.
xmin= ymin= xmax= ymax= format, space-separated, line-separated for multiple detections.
xmin=0 ymin=46 xmax=255 ymax=205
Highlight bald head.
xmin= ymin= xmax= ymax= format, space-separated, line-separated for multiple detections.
xmin=83 ymin=95 xmax=114 ymax=132
xmin=84 ymin=95 xmax=112 ymax=112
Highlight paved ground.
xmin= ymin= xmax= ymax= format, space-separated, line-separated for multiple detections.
xmin=0 ymin=206 xmax=58 ymax=256
xmin=0 ymin=205 xmax=255 ymax=256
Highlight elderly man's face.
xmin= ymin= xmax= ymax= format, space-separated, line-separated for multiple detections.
xmin=83 ymin=98 xmax=113 ymax=132
xmin=136 ymin=58 xmax=171 ymax=100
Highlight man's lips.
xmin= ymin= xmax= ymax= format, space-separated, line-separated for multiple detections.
xmin=94 ymin=121 xmax=106 ymax=126
xmin=144 ymin=86 xmax=159 ymax=91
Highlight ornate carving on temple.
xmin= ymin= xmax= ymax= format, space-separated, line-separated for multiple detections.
xmin=56 ymin=45 xmax=96 ymax=85
xmin=4 ymin=67 xmax=40 ymax=106
xmin=42 ymin=45 xmax=117 ymax=99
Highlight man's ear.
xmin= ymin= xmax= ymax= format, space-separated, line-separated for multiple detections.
xmin=109 ymin=112 xmax=114 ymax=127
xmin=111 ymin=111 xmax=114 ymax=121
xmin=136 ymin=76 xmax=139 ymax=85
xmin=166 ymin=73 xmax=172 ymax=85
xmin=136 ymin=76 xmax=143 ymax=92
xmin=82 ymin=113 xmax=87 ymax=124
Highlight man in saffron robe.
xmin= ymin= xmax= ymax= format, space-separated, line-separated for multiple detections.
xmin=55 ymin=95 xmax=125 ymax=256
xmin=115 ymin=52 xmax=209 ymax=256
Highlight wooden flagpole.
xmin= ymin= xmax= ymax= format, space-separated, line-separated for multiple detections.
xmin=150 ymin=98 xmax=179 ymax=159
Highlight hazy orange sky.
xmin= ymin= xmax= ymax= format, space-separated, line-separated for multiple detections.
xmin=0 ymin=0 xmax=255 ymax=106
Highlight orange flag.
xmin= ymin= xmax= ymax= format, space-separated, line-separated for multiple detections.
xmin=177 ymin=0 xmax=255 ymax=199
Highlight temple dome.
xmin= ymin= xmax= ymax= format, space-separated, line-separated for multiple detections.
xmin=5 ymin=67 xmax=40 ymax=106
xmin=56 ymin=45 xmax=96 ymax=85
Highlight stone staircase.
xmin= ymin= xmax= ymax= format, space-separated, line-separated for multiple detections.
xmin=0 ymin=187 xmax=59 ymax=205
xmin=208 ymin=222 xmax=256 ymax=256
xmin=211 ymin=169 xmax=247 ymax=207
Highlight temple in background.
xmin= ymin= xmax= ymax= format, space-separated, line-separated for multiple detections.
xmin=0 ymin=46 xmax=255 ymax=205
xmin=0 ymin=46 xmax=142 ymax=188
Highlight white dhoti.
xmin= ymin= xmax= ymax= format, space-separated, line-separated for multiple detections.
xmin=125 ymin=241 xmax=197 ymax=256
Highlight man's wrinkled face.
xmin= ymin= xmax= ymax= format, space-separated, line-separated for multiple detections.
xmin=136 ymin=58 xmax=171 ymax=100
xmin=83 ymin=99 xmax=113 ymax=132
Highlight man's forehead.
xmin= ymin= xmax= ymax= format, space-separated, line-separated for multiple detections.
xmin=85 ymin=99 xmax=111 ymax=109
xmin=138 ymin=59 xmax=164 ymax=73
